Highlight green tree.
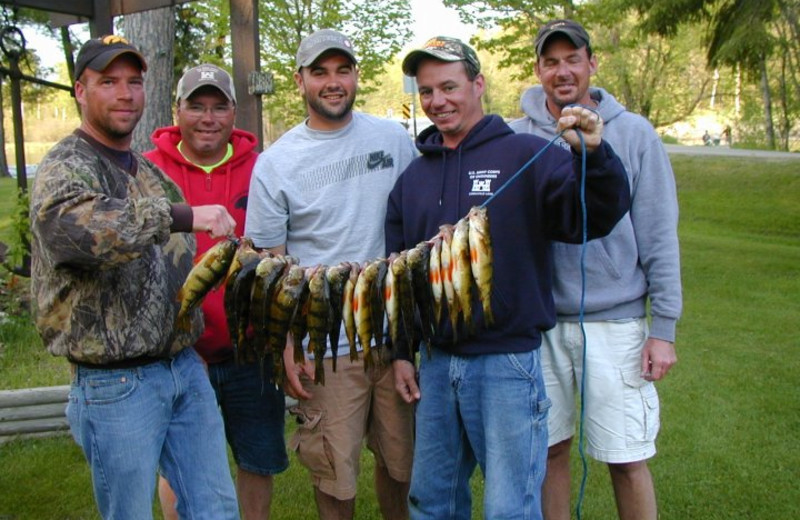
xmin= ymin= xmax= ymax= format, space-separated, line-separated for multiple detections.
xmin=174 ymin=1 xmax=231 ymax=80
xmin=443 ymin=1 xmax=714 ymax=129
xmin=256 ymin=0 xmax=413 ymax=142
xmin=360 ymin=38 xmax=529 ymax=122
xmin=443 ymin=0 xmax=574 ymax=79
xmin=591 ymin=15 xmax=712 ymax=127
xmin=359 ymin=54 xmax=406 ymax=119
xmin=613 ymin=0 xmax=800 ymax=150
xmin=0 ymin=8 xmax=64 ymax=176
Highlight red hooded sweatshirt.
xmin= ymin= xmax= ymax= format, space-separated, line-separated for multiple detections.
xmin=145 ymin=126 xmax=258 ymax=363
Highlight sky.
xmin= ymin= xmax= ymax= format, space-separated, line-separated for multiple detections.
xmin=22 ymin=0 xmax=476 ymax=78
xmin=409 ymin=0 xmax=476 ymax=45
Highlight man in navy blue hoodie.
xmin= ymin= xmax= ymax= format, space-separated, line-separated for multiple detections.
xmin=385 ymin=36 xmax=630 ymax=519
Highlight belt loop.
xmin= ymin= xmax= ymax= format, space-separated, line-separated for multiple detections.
xmin=71 ymin=363 xmax=82 ymax=384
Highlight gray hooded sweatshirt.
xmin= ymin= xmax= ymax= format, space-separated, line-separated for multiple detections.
xmin=509 ymin=86 xmax=681 ymax=342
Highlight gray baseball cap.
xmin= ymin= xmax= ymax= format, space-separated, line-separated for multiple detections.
xmin=176 ymin=64 xmax=236 ymax=103
xmin=296 ymin=29 xmax=358 ymax=70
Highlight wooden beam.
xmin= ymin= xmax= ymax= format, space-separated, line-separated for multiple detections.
xmin=0 ymin=385 xmax=69 ymax=408
xmin=0 ymin=0 xmax=196 ymax=18
xmin=0 ymin=0 xmax=93 ymax=17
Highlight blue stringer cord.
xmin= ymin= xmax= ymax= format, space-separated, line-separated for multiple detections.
xmin=479 ymin=129 xmax=568 ymax=209
xmin=575 ymin=130 xmax=589 ymax=520
xmin=480 ymin=128 xmax=591 ymax=519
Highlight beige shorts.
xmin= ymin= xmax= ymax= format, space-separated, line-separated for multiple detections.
xmin=288 ymin=352 xmax=415 ymax=500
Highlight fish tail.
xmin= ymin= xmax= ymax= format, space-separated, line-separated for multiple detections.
xmin=315 ymin=356 xmax=325 ymax=386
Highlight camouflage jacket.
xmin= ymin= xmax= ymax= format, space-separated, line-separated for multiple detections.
xmin=30 ymin=131 xmax=202 ymax=365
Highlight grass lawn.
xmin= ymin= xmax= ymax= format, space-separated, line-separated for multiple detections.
xmin=1 ymin=154 xmax=799 ymax=518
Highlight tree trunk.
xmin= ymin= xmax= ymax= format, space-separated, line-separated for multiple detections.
xmin=710 ymin=68 xmax=719 ymax=108
xmin=759 ymin=55 xmax=775 ymax=150
xmin=0 ymin=75 xmax=9 ymax=178
xmin=122 ymin=7 xmax=176 ymax=153
xmin=778 ymin=56 xmax=790 ymax=151
xmin=735 ymin=63 xmax=741 ymax=117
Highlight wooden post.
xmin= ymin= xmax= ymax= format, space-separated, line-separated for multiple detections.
xmin=230 ymin=0 xmax=263 ymax=150
xmin=89 ymin=0 xmax=113 ymax=37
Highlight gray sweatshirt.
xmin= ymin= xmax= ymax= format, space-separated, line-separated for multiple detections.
xmin=509 ymin=86 xmax=682 ymax=342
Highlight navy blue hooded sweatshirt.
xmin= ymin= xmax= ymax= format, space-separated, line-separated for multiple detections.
xmin=385 ymin=115 xmax=630 ymax=357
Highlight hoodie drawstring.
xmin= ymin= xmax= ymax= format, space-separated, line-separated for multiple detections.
xmin=224 ymin=161 xmax=232 ymax=206
xmin=438 ymin=153 xmax=447 ymax=207
xmin=456 ymin=148 xmax=463 ymax=219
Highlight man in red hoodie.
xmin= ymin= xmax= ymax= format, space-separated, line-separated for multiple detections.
xmin=145 ymin=64 xmax=288 ymax=520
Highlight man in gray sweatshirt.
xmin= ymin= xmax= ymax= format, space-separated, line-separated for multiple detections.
xmin=509 ymin=19 xmax=681 ymax=520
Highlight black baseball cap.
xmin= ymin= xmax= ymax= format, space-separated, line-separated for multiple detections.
xmin=75 ymin=35 xmax=147 ymax=80
xmin=534 ymin=19 xmax=591 ymax=56
xmin=402 ymin=36 xmax=481 ymax=77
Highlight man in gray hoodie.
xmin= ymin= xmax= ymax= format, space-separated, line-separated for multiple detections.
xmin=509 ymin=19 xmax=681 ymax=520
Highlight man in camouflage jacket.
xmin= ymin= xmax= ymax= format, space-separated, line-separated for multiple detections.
xmin=29 ymin=35 xmax=240 ymax=519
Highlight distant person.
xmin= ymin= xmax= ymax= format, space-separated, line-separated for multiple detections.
xmin=510 ymin=19 xmax=681 ymax=520
xmin=145 ymin=63 xmax=288 ymax=520
xmin=244 ymin=29 xmax=417 ymax=520
xmin=703 ymin=130 xmax=712 ymax=146
xmin=723 ymin=125 xmax=732 ymax=147
xmin=29 ymin=35 xmax=239 ymax=519
xmin=388 ymin=35 xmax=630 ymax=519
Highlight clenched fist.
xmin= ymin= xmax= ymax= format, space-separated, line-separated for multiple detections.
xmin=556 ymin=105 xmax=604 ymax=154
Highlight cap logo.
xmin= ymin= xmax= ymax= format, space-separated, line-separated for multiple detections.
xmin=101 ymin=35 xmax=130 ymax=46
xmin=200 ymin=70 xmax=216 ymax=81
xmin=423 ymin=37 xmax=463 ymax=56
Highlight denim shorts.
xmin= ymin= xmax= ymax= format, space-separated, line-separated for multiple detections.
xmin=66 ymin=347 xmax=239 ymax=519
xmin=409 ymin=348 xmax=550 ymax=519
xmin=207 ymin=356 xmax=289 ymax=475
xmin=541 ymin=318 xmax=660 ymax=463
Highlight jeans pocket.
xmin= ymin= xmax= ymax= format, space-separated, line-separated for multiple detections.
xmin=288 ymin=406 xmax=337 ymax=480
xmin=82 ymin=371 xmax=137 ymax=405
xmin=621 ymin=369 xmax=660 ymax=444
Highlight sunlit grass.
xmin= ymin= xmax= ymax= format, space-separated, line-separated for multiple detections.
xmin=1 ymin=156 xmax=799 ymax=518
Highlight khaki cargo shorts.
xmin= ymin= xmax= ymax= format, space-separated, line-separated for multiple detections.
xmin=288 ymin=352 xmax=415 ymax=500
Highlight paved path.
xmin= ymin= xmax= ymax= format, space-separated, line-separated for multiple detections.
xmin=664 ymin=144 xmax=800 ymax=160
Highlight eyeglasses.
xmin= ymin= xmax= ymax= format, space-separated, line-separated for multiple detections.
xmin=180 ymin=103 xmax=234 ymax=119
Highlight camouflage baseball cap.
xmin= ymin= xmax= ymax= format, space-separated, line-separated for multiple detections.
xmin=401 ymin=36 xmax=481 ymax=77
xmin=74 ymin=35 xmax=147 ymax=80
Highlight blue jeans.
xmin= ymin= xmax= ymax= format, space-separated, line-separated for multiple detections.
xmin=66 ymin=347 xmax=239 ymax=520
xmin=208 ymin=357 xmax=289 ymax=475
xmin=409 ymin=348 xmax=550 ymax=520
